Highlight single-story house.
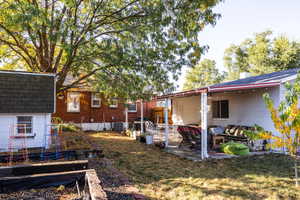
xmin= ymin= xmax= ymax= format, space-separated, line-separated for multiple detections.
xmin=0 ymin=70 xmax=55 ymax=151
xmin=158 ymin=68 xmax=300 ymax=159
xmin=52 ymin=89 xmax=157 ymax=131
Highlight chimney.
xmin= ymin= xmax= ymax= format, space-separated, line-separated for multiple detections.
xmin=240 ymin=72 xmax=251 ymax=79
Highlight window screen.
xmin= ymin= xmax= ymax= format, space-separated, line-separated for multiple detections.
xmin=128 ymin=103 xmax=137 ymax=112
xmin=17 ymin=116 xmax=32 ymax=134
xmin=212 ymin=100 xmax=229 ymax=118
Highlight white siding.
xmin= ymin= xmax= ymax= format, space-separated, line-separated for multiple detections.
xmin=0 ymin=113 xmax=51 ymax=151
xmin=172 ymin=95 xmax=201 ymax=125
xmin=78 ymin=123 xmax=112 ymax=131
xmin=170 ymin=86 xmax=281 ymax=136
xmin=208 ymin=86 xmax=280 ymax=135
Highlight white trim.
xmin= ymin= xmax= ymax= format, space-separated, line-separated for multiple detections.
xmin=16 ymin=115 xmax=33 ymax=135
xmin=209 ymin=82 xmax=280 ymax=92
xmin=201 ymin=93 xmax=209 ymax=159
xmin=91 ymin=93 xmax=101 ymax=108
xmin=127 ymin=102 xmax=137 ymax=112
xmin=280 ymin=74 xmax=297 ymax=83
xmin=141 ymin=99 xmax=144 ymax=134
xmin=109 ymin=99 xmax=118 ymax=108
xmin=67 ymin=92 xmax=81 ymax=112
xmin=164 ymin=98 xmax=169 ymax=147
xmin=0 ymin=70 xmax=55 ymax=76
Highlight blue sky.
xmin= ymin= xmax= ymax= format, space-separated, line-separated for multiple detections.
xmin=178 ymin=0 xmax=300 ymax=89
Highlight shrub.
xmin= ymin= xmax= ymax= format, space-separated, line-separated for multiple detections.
xmin=61 ymin=123 xmax=80 ymax=132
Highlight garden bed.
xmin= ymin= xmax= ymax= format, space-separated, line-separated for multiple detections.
xmin=0 ymin=160 xmax=107 ymax=200
xmin=0 ymin=186 xmax=79 ymax=200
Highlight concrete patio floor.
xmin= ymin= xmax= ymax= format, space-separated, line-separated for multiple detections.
xmin=164 ymin=146 xmax=270 ymax=162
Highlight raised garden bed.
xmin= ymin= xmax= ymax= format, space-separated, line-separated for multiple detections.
xmin=0 ymin=160 xmax=107 ymax=200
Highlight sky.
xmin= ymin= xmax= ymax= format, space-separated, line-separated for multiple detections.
xmin=178 ymin=0 xmax=300 ymax=90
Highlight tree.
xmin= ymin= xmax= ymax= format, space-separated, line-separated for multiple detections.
xmin=224 ymin=31 xmax=300 ymax=80
xmin=183 ymin=58 xmax=226 ymax=90
xmin=0 ymin=0 xmax=222 ymax=99
xmin=261 ymin=75 xmax=300 ymax=186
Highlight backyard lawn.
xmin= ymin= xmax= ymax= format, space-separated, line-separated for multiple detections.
xmin=89 ymin=132 xmax=300 ymax=200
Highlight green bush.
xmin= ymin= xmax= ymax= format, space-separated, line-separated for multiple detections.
xmin=61 ymin=123 xmax=80 ymax=132
xmin=220 ymin=141 xmax=250 ymax=156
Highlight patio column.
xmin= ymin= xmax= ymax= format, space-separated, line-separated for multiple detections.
xmin=164 ymin=98 xmax=169 ymax=147
xmin=140 ymin=99 xmax=144 ymax=134
xmin=201 ymin=92 xmax=209 ymax=159
xmin=125 ymin=106 xmax=128 ymax=130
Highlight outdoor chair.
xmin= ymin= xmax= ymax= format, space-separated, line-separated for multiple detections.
xmin=177 ymin=126 xmax=201 ymax=150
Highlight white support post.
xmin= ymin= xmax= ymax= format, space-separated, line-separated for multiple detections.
xmin=125 ymin=107 xmax=128 ymax=131
xmin=140 ymin=99 xmax=144 ymax=134
xmin=201 ymin=93 xmax=209 ymax=159
xmin=164 ymin=98 xmax=169 ymax=147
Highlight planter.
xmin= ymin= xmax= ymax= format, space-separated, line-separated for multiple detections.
xmin=146 ymin=135 xmax=153 ymax=145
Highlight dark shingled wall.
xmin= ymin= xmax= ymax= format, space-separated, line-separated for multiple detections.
xmin=0 ymin=73 xmax=55 ymax=113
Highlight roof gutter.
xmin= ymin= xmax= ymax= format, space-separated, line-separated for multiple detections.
xmin=208 ymin=81 xmax=281 ymax=92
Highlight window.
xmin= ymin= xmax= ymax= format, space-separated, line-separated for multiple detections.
xmin=127 ymin=102 xmax=137 ymax=112
xmin=67 ymin=92 xmax=80 ymax=112
xmin=91 ymin=93 xmax=101 ymax=108
xmin=212 ymin=100 xmax=229 ymax=119
xmin=109 ymin=99 xmax=118 ymax=108
xmin=17 ymin=116 xmax=32 ymax=134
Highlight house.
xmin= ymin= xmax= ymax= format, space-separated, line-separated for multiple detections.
xmin=0 ymin=70 xmax=55 ymax=151
xmin=52 ymin=89 xmax=157 ymax=131
xmin=158 ymin=68 xmax=300 ymax=159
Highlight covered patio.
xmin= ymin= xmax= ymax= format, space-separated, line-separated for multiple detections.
xmin=155 ymin=81 xmax=280 ymax=160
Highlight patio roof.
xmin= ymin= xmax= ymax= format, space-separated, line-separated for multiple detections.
xmin=157 ymin=68 xmax=300 ymax=99
xmin=157 ymin=87 xmax=207 ymax=100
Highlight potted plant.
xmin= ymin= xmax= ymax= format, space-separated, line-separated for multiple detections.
xmin=243 ymin=125 xmax=267 ymax=151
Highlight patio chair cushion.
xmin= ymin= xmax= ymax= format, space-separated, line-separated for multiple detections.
xmin=209 ymin=126 xmax=224 ymax=135
xmin=177 ymin=125 xmax=201 ymax=150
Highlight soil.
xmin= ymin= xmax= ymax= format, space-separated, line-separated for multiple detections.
xmin=0 ymin=187 xmax=80 ymax=200
xmin=89 ymin=156 xmax=138 ymax=200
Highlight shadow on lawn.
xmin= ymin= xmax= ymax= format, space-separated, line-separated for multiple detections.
xmin=89 ymin=132 xmax=299 ymax=200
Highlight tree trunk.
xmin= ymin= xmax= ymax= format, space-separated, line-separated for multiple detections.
xmin=295 ymin=157 xmax=299 ymax=187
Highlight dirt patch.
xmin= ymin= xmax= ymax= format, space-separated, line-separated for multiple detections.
xmin=0 ymin=186 xmax=79 ymax=200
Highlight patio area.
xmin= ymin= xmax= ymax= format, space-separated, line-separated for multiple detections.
xmin=147 ymin=124 xmax=270 ymax=161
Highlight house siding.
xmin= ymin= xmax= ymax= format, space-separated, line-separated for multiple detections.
xmin=208 ymin=86 xmax=280 ymax=135
xmin=52 ymin=91 xmax=156 ymax=124
xmin=171 ymin=86 xmax=281 ymax=136
xmin=0 ymin=113 xmax=51 ymax=151
xmin=172 ymin=96 xmax=201 ymax=125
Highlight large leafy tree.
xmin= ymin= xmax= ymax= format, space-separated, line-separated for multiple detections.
xmin=224 ymin=31 xmax=300 ymax=80
xmin=0 ymin=0 xmax=222 ymax=99
xmin=183 ymin=58 xmax=226 ymax=90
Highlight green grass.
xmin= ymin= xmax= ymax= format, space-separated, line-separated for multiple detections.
xmin=89 ymin=132 xmax=300 ymax=200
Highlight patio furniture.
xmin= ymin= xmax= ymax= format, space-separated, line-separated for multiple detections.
xmin=209 ymin=125 xmax=253 ymax=149
xmin=177 ymin=125 xmax=201 ymax=150
xmin=212 ymin=135 xmax=225 ymax=149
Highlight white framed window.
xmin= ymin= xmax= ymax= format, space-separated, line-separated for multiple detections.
xmin=127 ymin=102 xmax=137 ymax=112
xmin=17 ymin=116 xmax=33 ymax=134
xmin=67 ymin=92 xmax=80 ymax=112
xmin=212 ymin=100 xmax=229 ymax=119
xmin=91 ymin=93 xmax=101 ymax=108
xmin=109 ymin=99 xmax=118 ymax=108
